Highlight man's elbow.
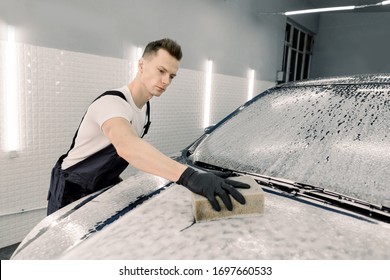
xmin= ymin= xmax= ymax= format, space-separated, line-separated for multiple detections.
xmin=115 ymin=143 xmax=132 ymax=161
xmin=114 ymin=138 xmax=141 ymax=165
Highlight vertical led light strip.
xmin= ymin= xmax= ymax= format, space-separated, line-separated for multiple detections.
xmin=131 ymin=47 xmax=143 ymax=80
xmin=247 ymin=69 xmax=255 ymax=101
xmin=203 ymin=59 xmax=213 ymax=128
xmin=4 ymin=26 xmax=19 ymax=152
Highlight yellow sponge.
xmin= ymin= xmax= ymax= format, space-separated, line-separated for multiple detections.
xmin=192 ymin=175 xmax=265 ymax=222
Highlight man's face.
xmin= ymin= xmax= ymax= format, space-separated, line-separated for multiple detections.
xmin=139 ymin=49 xmax=180 ymax=98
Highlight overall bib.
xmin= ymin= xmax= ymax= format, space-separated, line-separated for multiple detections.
xmin=47 ymin=91 xmax=151 ymax=215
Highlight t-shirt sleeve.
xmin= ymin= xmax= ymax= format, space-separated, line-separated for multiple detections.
xmin=87 ymin=95 xmax=134 ymax=128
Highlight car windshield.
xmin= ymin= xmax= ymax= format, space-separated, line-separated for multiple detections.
xmin=191 ymin=82 xmax=390 ymax=207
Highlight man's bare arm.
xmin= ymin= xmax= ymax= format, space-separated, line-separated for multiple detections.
xmin=102 ymin=117 xmax=187 ymax=182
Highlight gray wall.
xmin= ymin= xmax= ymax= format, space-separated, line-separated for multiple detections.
xmin=0 ymin=0 xmax=317 ymax=81
xmin=311 ymin=12 xmax=390 ymax=77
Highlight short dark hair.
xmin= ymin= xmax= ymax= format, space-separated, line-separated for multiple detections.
xmin=143 ymin=38 xmax=182 ymax=61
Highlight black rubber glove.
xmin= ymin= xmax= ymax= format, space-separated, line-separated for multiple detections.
xmin=177 ymin=167 xmax=250 ymax=211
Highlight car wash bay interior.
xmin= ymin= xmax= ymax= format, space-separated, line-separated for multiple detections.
xmin=0 ymin=0 xmax=389 ymax=258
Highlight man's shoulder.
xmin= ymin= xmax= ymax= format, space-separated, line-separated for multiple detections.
xmin=95 ymin=86 xmax=129 ymax=101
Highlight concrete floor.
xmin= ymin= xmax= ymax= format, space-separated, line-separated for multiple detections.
xmin=0 ymin=243 xmax=20 ymax=260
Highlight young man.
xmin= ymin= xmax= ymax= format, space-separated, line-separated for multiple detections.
xmin=47 ymin=38 xmax=249 ymax=215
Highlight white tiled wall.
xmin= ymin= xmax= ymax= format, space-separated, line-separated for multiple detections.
xmin=0 ymin=41 xmax=274 ymax=248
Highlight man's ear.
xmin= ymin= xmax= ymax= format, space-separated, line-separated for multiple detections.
xmin=138 ymin=58 xmax=144 ymax=72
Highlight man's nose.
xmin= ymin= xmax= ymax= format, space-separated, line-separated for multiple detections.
xmin=162 ymin=74 xmax=170 ymax=85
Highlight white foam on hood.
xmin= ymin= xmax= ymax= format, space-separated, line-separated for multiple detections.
xmin=193 ymin=83 xmax=390 ymax=207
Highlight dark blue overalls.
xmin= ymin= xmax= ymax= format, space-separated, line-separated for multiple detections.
xmin=47 ymin=91 xmax=150 ymax=215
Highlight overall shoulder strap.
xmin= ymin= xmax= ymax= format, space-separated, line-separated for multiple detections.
xmin=60 ymin=91 xmax=129 ymax=163
xmin=93 ymin=90 xmax=127 ymax=102
xmin=141 ymin=101 xmax=151 ymax=138
xmin=60 ymin=91 xmax=151 ymax=163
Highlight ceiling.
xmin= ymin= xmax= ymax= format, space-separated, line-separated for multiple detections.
xmin=306 ymin=0 xmax=390 ymax=12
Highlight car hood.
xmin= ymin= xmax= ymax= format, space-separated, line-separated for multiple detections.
xmin=12 ymin=169 xmax=390 ymax=260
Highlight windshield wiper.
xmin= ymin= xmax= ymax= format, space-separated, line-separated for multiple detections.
xmin=192 ymin=161 xmax=390 ymax=224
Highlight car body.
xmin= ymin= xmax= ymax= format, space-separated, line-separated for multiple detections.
xmin=11 ymin=73 xmax=390 ymax=260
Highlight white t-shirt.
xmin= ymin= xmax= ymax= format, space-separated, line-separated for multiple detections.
xmin=61 ymin=86 xmax=147 ymax=169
